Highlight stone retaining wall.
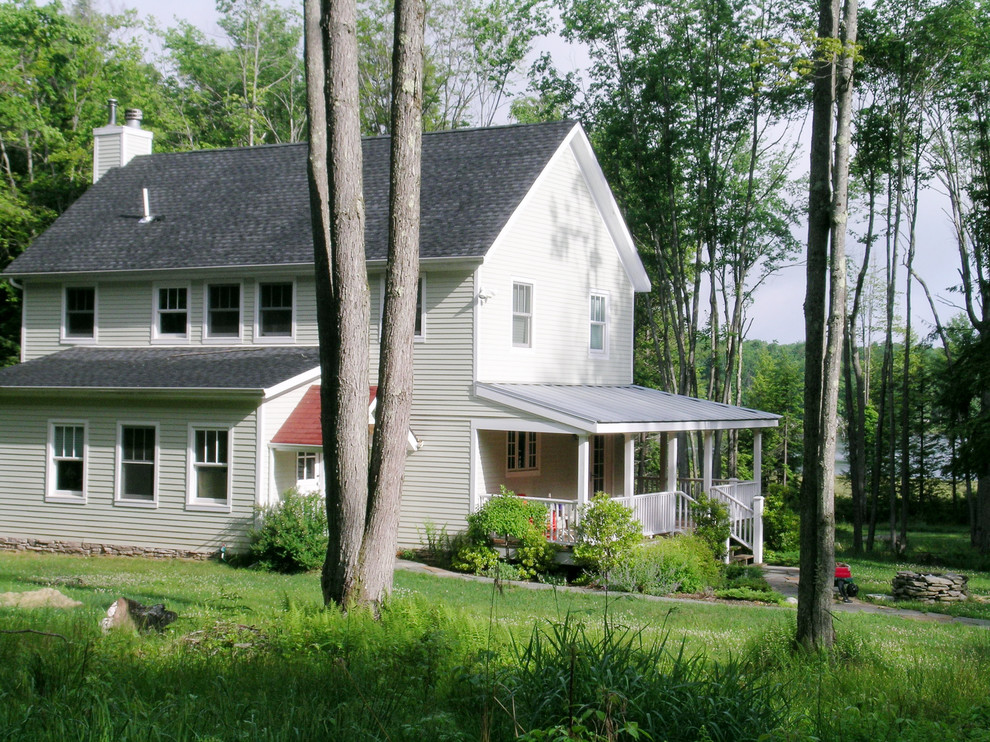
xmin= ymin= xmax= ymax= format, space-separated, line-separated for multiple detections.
xmin=0 ymin=536 xmax=213 ymax=561
xmin=892 ymin=571 xmax=968 ymax=603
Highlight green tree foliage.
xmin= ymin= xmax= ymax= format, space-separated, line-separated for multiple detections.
xmin=162 ymin=0 xmax=305 ymax=148
xmin=574 ymin=492 xmax=642 ymax=576
xmin=0 ymin=1 xmax=166 ymax=366
xmin=541 ymin=0 xmax=805 ymax=412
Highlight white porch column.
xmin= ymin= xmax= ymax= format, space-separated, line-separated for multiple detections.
xmin=753 ymin=496 xmax=765 ymax=564
xmin=470 ymin=426 xmax=482 ymax=511
xmin=577 ymin=434 xmax=590 ymax=507
xmin=623 ymin=434 xmax=635 ymax=497
xmin=753 ymin=430 xmax=763 ymax=491
xmin=702 ymin=431 xmax=713 ymax=494
xmin=666 ymin=432 xmax=678 ymax=492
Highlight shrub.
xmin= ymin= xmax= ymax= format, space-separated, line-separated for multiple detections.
xmin=574 ymin=493 xmax=642 ymax=577
xmin=454 ymin=486 xmax=559 ymax=579
xmin=690 ymin=493 xmax=730 ymax=559
xmin=762 ymin=483 xmax=800 ymax=552
xmin=465 ymin=485 xmax=547 ymax=544
xmin=610 ymin=534 xmax=721 ymax=594
xmin=249 ymin=488 xmax=327 ymax=572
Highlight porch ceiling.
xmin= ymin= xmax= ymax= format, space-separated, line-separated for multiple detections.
xmin=474 ymin=383 xmax=779 ymax=434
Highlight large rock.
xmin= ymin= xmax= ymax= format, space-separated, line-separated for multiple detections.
xmin=100 ymin=597 xmax=177 ymax=634
xmin=892 ymin=571 xmax=969 ymax=604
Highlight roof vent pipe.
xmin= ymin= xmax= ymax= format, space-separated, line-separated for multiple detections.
xmin=139 ymin=188 xmax=154 ymax=223
xmin=107 ymin=98 xmax=118 ymax=126
xmin=124 ymin=108 xmax=143 ymax=128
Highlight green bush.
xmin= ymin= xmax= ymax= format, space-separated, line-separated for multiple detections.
xmin=454 ymin=487 xmax=558 ymax=579
xmin=249 ymin=488 xmax=327 ymax=572
xmin=465 ymin=485 xmax=547 ymax=544
xmin=610 ymin=534 xmax=721 ymax=594
xmin=762 ymin=483 xmax=800 ymax=551
xmin=574 ymin=493 xmax=642 ymax=577
xmin=690 ymin=493 xmax=730 ymax=559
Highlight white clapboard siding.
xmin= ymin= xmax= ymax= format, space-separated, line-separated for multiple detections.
xmin=0 ymin=394 xmax=259 ymax=552
xmin=476 ymin=144 xmax=635 ymax=385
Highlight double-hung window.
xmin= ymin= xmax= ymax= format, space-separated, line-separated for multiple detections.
xmin=48 ymin=422 xmax=86 ymax=501
xmin=507 ymin=431 xmax=539 ymax=473
xmin=258 ymin=282 xmax=293 ymax=338
xmin=117 ymin=424 xmax=157 ymax=504
xmin=512 ymin=282 xmax=533 ymax=347
xmin=206 ymin=283 xmax=241 ymax=339
xmin=589 ymin=293 xmax=608 ymax=355
xmin=189 ymin=427 xmax=230 ymax=508
xmin=155 ymin=286 xmax=188 ymax=339
xmin=64 ymin=287 xmax=96 ymax=340
xmin=414 ymin=277 xmax=425 ymax=338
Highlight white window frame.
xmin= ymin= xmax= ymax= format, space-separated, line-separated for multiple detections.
xmin=376 ymin=275 xmax=426 ymax=341
xmin=203 ymin=281 xmax=243 ymax=342
xmin=414 ymin=275 xmax=426 ymax=340
xmin=295 ymin=450 xmax=323 ymax=493
xmin=152 ymin=283 xmax=190 ymax=342
xmin=187 ymin=424 xmax=233 ymax=511
xmin=511 ymin=281 xmax=533 ymax=348
xmin=254 ymin=279 xmax=296 ymax=342
xmin=61 ymin=285 xmax=98 ymax=343
xmin=589 ymin=291 xmax=609 ymax=357
xmin=115 ymin=422 xmax=159 ymax=508
xmin=506 ymin=431 xmax=540 ymax=475
xmin=46 ymin=420 xmax=87 ymax=503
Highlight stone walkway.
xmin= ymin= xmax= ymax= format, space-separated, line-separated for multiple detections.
xmin=396 ymin=559 xmax=990 ymax=628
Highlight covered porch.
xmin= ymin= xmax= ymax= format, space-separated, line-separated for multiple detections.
xmin=472 ymin=383 xmax=779 ymax=563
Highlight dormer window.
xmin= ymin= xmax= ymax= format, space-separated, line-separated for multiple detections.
xmin=258 ymin=282 xmax=294 ymax=338
xmin=154 ymin=286 xmax=188 ymax=340
xmin=206 ymin=283 xmax=241 ymax=339
xmin=63 ymin=287 xmax=96 ymax=340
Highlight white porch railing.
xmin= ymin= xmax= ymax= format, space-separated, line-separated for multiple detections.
xmin=613 ymin=491 xmax=695 ymax=537
xmin=477 ymin=487 xmax=763 ymax=562
xmin=708 ymin=482 xmax=764 ymax=564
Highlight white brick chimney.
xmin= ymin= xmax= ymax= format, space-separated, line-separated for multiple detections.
xmin=92 ymin=99 xmax=153 ymax=183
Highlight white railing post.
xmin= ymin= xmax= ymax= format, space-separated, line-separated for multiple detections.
xmin=752 ymin=495 xmax=764 ymax=564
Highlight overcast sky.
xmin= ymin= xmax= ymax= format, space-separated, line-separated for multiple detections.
xmin=101 ymin=0 xmax=965 ymax=346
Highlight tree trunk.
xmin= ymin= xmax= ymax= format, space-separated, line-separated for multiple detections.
xmin=305 ymin=0 xmax=372 ymax=607
xmin=361 ymin=0 xmax=425 ymax=608
xmin=798 ymin=0 xmax=856 ymax=651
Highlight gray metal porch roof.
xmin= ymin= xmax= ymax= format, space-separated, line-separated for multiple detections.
xmin=475 ymin=383 xmax=779 ymax=433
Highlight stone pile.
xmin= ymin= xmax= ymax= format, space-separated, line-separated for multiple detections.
xmin=892 ymin=571 xmax=968 ymax=603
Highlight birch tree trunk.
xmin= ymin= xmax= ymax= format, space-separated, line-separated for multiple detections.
xmin=361 ymin=0 xmax=425 ymax=607
xmin=305 ymin=0 xmax=371 ymax=607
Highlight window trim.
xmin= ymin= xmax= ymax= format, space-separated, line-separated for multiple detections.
xmin=187 ymin=424 xmax=233 ymax=512
xmin=254 ymin=280 xmax=296 ymax=343
xmin=511 ymin=280 xmax=533 ymax=349
xmin=46 ymin=420 xmax=87 ymax=503
xmin=61 ymin=285 xmax=98 ymax=343
xmin=506 ymin=431 xmax=540 ymax=475
xmin=203 ymin=281 xmax=244 ymax=342
xmin=295 ymin=450 xmax=323 ymax=493
xmin=414 ymin=275 xmax=426 ymax=341
xmin=114 ymin=422 xmax=159 ymax=508
xmin=589 ymin=291 xmax=609 ymax=357
xmin=152 ymin=283 xmax=191 ymax=343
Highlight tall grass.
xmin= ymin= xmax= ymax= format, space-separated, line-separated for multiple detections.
xmin=2 ymin=552 xmax=990 ymax=740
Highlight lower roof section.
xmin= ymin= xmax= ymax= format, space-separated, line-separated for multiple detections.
xmin=0 ymin=346 xmax=321 ymax=392
xmin=474 ymin=383 xmax=780 ymax=434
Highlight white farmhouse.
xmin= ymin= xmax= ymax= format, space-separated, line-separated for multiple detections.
xmin=0 ymin=109 xmax=777 ymax=560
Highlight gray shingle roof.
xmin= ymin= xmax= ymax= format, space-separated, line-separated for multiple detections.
xmin=5 ymin=121 xmax=578 ymax=275
xmin=475 ymin=383 xmax=780 ymax=432
xmin=0 ymin=347 xmax=320 ymax=391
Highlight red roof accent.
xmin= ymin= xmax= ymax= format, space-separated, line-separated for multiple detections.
xmin=272 ymin=385 xmax=377 ymax=446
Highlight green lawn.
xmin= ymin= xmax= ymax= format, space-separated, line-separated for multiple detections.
xmin=2 ymin=552 xmax=990 ymax=741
